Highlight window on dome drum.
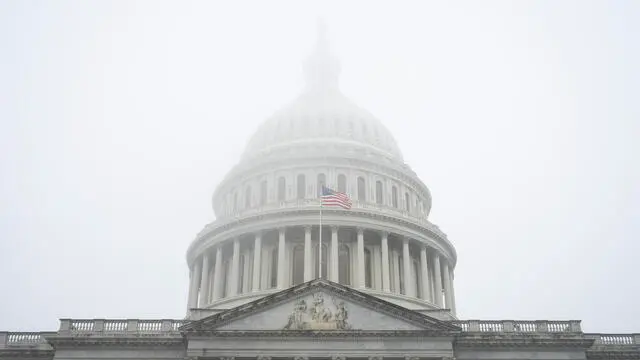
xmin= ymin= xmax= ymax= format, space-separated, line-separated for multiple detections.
xmin=405 ymin=192 xmax=410 ymax=212
xmin=277 ymin=177 xmax=286 ymax=202
xmin=317 ymin=173 xmax=326 ymax=197
xmin=292 ymin=245 xmax=304 ymax=285
xmin=338 ymin=244 xmax=350 ymax=285
xmin=357 ymin=177 xmax=366 ymax=202
xmin=297 ymin=174 xmax=306 ymax=200
xmin=375 ymin=180 xmax=383 ymax=204
xmin=260 ymin=180 xmax=267 ymax=206
xmin=337 ymin=174 xmax=347 ymax=193
xmin=270 ymin=247 xmax=278 ymax=288
xmin=364 ymin=248 xmax=372 ymax=288
xmin=314 ymin=243 xmax=328 ymax=279
xmin=398 ymin=256 xmax=405 ymax=295
xmin=245 ymin=186 xmax=252 ymax=208
xmin=392 ymin=186 xmax=398 ymax=208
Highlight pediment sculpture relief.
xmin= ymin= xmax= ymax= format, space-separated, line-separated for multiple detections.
xmin=283 ymin=293 xmax=352 ymax=330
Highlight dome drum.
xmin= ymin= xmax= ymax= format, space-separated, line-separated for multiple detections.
xmin=186 ymin=224 xmax=457 ymax=320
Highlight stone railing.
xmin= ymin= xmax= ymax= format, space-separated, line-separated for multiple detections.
xmin=58 ymin=319 xmax=189 ymax=334
xmin=450 ymin=320 xmax=583 ymax=333
xmin=0 ymin=332 xmax=55 ymax=349
xmin=585 ymin=333 xmax=640 ymax=346
xmin=200 ymin=198 xmax=445 ymax=239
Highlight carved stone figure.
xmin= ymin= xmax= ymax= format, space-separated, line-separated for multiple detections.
xmin=282 ymin=293 xmax=352 ymax=330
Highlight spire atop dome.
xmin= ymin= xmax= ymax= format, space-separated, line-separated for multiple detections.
xmin=303 ymin=18 xmax=341 ymax=92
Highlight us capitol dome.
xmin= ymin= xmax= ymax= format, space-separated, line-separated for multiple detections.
xmin=185 ymin=24 xmax=457 ymax=320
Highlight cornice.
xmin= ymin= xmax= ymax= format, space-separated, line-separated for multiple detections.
xmin=45 ymin=335 xmax=185 ymax=348
xmin=586 ymin=349 xmax=640 ymax=359
xmin=187 ymin=208 xmax=455 ymax=265
xmin=185 ymin=330 xmax=457 ymax=338
xmin=0 ymin=349 xmax=54 ymax=359
xmin=454 ymin=334 xmax=595 ymax=349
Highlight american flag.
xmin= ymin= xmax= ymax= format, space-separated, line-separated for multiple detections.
xmin=321 ymin=186 xmax=352 ymax=210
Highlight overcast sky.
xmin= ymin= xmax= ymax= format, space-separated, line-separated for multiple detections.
xmin=1 ymin=1 xmax=639 ymax=333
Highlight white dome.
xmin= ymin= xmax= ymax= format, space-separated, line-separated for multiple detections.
xmin=242 ymin=90 xmax=403 ymax=161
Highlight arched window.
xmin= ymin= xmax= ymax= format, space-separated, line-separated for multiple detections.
xmin=337 ymin=174 xmax=347 ymax=193
xmin=364 ymin=248 xmax=372 ymax=288
xmin=338 ymin=245 xmax=351 ymax=285
xmin=277 ymin=177 xmax=286 ymax=202
xmin=260 ymin=180 xmax=267 ymax=206
xmin=245 ymin=186 xmax=252 ymax=208
xmin=314 ymin=243 xmax=328 ymax=279
xmin=297 ymin=174 xmax=306 ymax=199
xmin=392 ymin=186 xmax=398 ymax=208
xmin=292 ymin=245 xmax=304 ymax=285
xmin=405 ymin=192 xmax=411 ymax=212
xmin=375 ymin=181 xmax=383 ymax=204
xmin=270 ymin=247 xmax=278 ymax=288
xmin=317 ymin=173 xmax=326 ymax=196
xmin=357 ymin=176 xmax=366 ymax=202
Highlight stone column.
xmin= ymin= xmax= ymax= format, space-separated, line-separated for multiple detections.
xmin=433 ymin=253 xmax=443 ymax=307
xmin=212 ymin=247 xmax=223 ymax=300
xmin=304 ymin=226 xmax=312 ymax=282
xmin=330 ymin=226 xmax=339 ymax=282
xmin=442 ymin=260 xmax=453 ymax=311
xmin=357 ymin=228 xmax=365 ymax=288
xmin=277 ymin=228 xmax=287 ymax=289
xmin=402 ymin=238 xmax=414 ymax=296
xmin=198 ymin=252 xmax=211 ymax=306
xmin=188 ymin=258 xmax=201 ymax=309
xmin=252 ymin=232 xmax=262 ymax=292
xmin=186 ymin=266 xmax=195 ymax=310
xmin=230 ymin=238 xmax=240 ymax=296
xmin=381 ymin=232 xmax=390 ymax=292
xmin=449 ymin=265 xmax=457 ymax=315
xmin=420 ymin=246 xmax=431 ymax=301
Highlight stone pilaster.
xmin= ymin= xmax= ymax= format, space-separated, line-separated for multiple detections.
xmin=356 ymin=228 xmax=365 ymax=288
xmin=381 ymin=231 xmax=390 ymax=292
xmin=252 ymin=232 xmax=262 ymax=292
xmin=304 ymin=226 xmax=312 ymax=281
xmin=442 ymin=260 xmax=453 ymax=311
xmin=198 ymin=251 xmax=211 ymax=306
xmin=420 ymin=246 xmax=430 ymax=301
xmin=212 ymin=247 xmax=223 ymax=300
xmin=230 ymin=238 xmax=240 ymax=296
xmin=402 ymin=237 xmax=414 ymax=296
xmin=433 ymin=253 xmax=443 ymax=307
xmin=278 ymin=228 xmax=287 ymax=289
xmin=330 ymin=226 xmax=339 ymax=282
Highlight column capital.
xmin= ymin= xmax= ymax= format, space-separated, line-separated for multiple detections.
xmin=303 ymin=225 xmax=312 ymax=231
xmin=402 ymin=236 xmax=409 ymax=244
xmin=278 ymin=227 xmax=286 ymax=235
xmin=330 ymin=225 xmax=338 ymax=232
xmin=254 ymin=230 xmax=262 ymax=237
xmin=380 ymin=230 xmax=390 ymax=237
xmin=356 ymin=227 xmax=364 ymax=235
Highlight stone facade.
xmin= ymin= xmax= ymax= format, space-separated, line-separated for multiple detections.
xmin=3 ymin=22 xmax=638 ymax=360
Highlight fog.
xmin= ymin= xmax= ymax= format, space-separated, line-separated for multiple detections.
xmin=1 ymin=1 xmax=639 ymax=333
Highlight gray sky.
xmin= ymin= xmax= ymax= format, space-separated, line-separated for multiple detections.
xmin=1 ymin=1 xmax=639 ymax=333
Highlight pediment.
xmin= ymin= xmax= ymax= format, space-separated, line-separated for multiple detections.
xmin=182 ymin=280 xmax=460 ymax=334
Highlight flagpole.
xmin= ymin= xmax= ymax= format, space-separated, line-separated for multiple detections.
xmin=319 ymin=195 xmax=323 ymax=279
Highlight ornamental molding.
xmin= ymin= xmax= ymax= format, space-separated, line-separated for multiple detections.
xmin=0 ymin=349 xmax=54 ymax=359
xmin=181 ymin=279 xmax=460 ymax=334
xmin=454 ymin=334 xmax=595 ymax=349
xmin=44 ymin=335 xmax=185 ymax=348
xmin=187 ymin=208 xmax=455 ymax=265
xmin=586 ymin=350 xmax=640 ymax=360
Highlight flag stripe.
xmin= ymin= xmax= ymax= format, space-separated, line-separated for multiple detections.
xmin=320 ymin=186 xmax=352 ymax=210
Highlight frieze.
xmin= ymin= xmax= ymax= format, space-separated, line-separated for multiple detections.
xmin=283 ymin=293 xmax=352 ymax=330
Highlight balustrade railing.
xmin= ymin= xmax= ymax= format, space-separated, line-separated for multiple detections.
xmin=450 ymin=320 xmax=582 ymax=333
xmin=0 ymin=332 xmax=55 ymax=349
xmin=585 ymin=333 xmax=639 ymax=345
xmin=59 ymin=319 xmax=188 ymax=334
xmin=200 ymin=199 xmax=446 ymax=239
